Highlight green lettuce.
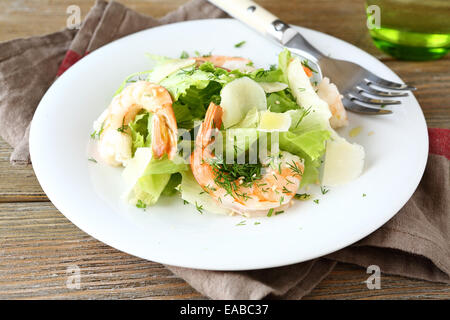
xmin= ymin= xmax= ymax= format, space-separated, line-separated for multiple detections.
xmin=180 ymin=171 xmax=230 ymax=215
xmin=161 ymin=173 xmax=182 ymax=196
xmin=267 ymin=89 xmax=299 ymax=113
xmin=279 ymin=130 xmax=330 ymax=187
xmin=278 ymin=48 xmax=292 ymax=84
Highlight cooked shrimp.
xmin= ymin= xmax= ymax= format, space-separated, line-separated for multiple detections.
xmin=191 ymin=102 xmax=304 ymax=217
xmin=316 ymin=77 xmax=348 ymax=129
xmin=96 ymin=81 xmax=177 ymax=166
xmin=194 ymin=55 xmax=255 ymax=72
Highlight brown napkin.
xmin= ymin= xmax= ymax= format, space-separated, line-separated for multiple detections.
xmin=0 ymin=0 xmax=448 ymax=299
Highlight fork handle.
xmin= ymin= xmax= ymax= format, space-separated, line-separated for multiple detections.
xmin=208 ymin=0 xmax=283 ymax=40
xmin=208 ymin=0 xmax=324 ymax=60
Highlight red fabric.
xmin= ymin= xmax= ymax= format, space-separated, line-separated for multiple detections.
xmin=428 ymin=128 xmax=450 ymax=160
xmin=56 ymin=50 xmax=83 ymax=76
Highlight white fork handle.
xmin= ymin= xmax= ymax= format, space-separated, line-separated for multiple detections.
xmin=208 ymin=0 xmax=279 ymax=36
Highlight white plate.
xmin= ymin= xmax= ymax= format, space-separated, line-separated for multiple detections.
xmin=30 ymin=19 xmax=428 ymax=271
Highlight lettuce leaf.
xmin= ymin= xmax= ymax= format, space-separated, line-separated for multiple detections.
xmin=278 ymin=48 xmax=292 ymax=84
xmin=133 ymin=173 xmax=171 ymax=206
xmin=180 ymin=171 xmax=230 ymax=215
xmin=145 ymin=54 xmax=195 ymax=84
xmin=279 ymin=130 xmax=330 ymax=187
xmin=127 ymin=112 xmax=153 ymax=155
xmin=161 ymin=173 xmax=182 ymax=196
xmin=267 ymin=89 xmax=299 ymax=113
xmin=123 ymin=148 xmax=188 ymax=206
xmin=172 ymin=81 xmax=222 ymax=129
xmin=279 ymin=130 xmax=330 ymax=162
xmin=114 ymin=70 xmax=153 ymax=96
xmin=160 ymin=67 xmax=216 ymax=100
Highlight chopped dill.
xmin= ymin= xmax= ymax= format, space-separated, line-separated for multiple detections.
xmin=236 ymin=220 xmax=246 ymax=226
xmin=179 ymin=68 xmax=196 ymax=76
xmin=313 ymin=199 xmax=320 ymax=204
xmin=285 ymin=178 xmax=294 ymax=185
xmin=195 ymin=201 xmax=204 ymax=214
xmin=267 ymin=208 xmax=274 ymax=217
xmin=209 ymin=157 xmax=262 ymax=199
xmin=287 ymin=160 xmax=303 ymax=177
xmin=282 ymin=186 xmax=292 ymax=194
xmin=294 ymin=193 xmax=311 ymax=201
xmin=234 ymin=41 xmax=246 ymax=48
xmin=88 ymin=157 xmax=97 ymax=163
xmin=254 ymin=222 xmax=261 ymax=225
xmin=320 ymin=186 xmax=329 ymax=195
xmin=136 ymin=200 xmax=147 ymax=209
xmin=180 ymin=50 xmax=189 ymax=59
xmin=294 ymin=107 xmax=311 ymax=129
xmin=117 ymin=117 xmax=127 ymax=133
xmin=90 ymin=121 xmax=104 ymax=139
xmin=301 ymin=60 xmax=318 ymax=73
xmin=275 ymin=210 xmax=284 ymax=215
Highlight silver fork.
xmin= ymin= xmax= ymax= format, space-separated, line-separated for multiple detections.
xmin=208 ymin=0 xmax=416 ymax=115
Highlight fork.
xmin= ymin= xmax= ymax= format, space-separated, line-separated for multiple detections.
xmin=208 ymin=0 xmax=416 ymax=115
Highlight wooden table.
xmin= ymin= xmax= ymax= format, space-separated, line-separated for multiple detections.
xmin=0 ymin=0 xmax=449 ymax=299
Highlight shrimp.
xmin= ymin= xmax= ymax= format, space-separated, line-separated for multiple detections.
xmin=191 ymin=102 xmax=304 ymax=217
xmin=96 ymin=81 xmax=177 ymax=166
xmin=194 ymin=55 xmax=255 ymax=72
xmin=316 ymin=77 xmax=348 ymax=129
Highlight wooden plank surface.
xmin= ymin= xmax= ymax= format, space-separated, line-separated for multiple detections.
xmin=1 ymin=201 xmax=448 ymax=300
xmin=0 ymin=0 xmax=449 ymax=300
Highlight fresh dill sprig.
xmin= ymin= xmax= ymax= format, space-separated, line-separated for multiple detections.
xmin=209 ymin=157 xmax=262 ymax=199
xmin=195 ymin=201 xmax=204 ymax=214
xmin=294 ymin=193 xmax=311 ymax=201
xmin=236 ymin=220 xmax=246 ymax=226
xmin=117 ymin=117 xmax=127 ymax=133
xmin=234 ymin=41 xmax=246 ymax=48
xmin=180 ymin=50 xmax=189 ymax=59
xmin=287 ymin=160 xmax=303 ymax=177
xmin=320 ymin=186 xmax=329 ymax=195
xmin=294 ymin=107 xmax=311 ymax=129
xmin=136 ymin=200 xmax=147 ymax=209
xmin=90 ymin=121 xmax=104 ymax=139
xmin=301 ymin=60 xmax=318 ymax=73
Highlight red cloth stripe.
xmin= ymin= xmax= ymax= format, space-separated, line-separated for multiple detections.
xmin=56 ymin=50 xmax=84 ymax=76
xmin=428 ymin=128 xmax=450 ymax=160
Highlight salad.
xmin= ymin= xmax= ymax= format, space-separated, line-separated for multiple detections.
xmin=91 ymin=49 xmax=364 ymax=217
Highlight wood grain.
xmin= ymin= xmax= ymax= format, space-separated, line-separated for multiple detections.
xmin=0 ymin=0 xmax=449 ymax=300
xmin=0 ymin=140 xmax=47 ymax=202
xmin=0 ymin=202 xmax=448 ymax=300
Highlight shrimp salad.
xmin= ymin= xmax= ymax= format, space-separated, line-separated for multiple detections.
xmin=91 ymin=49 xmax=365 ymax=217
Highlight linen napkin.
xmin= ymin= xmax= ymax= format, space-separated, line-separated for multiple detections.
xmin=0 ymin=0 xmax=448 ymax=299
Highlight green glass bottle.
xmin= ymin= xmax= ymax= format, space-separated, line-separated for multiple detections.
xmin=366 ymin=0 xmax=450 ymax=60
